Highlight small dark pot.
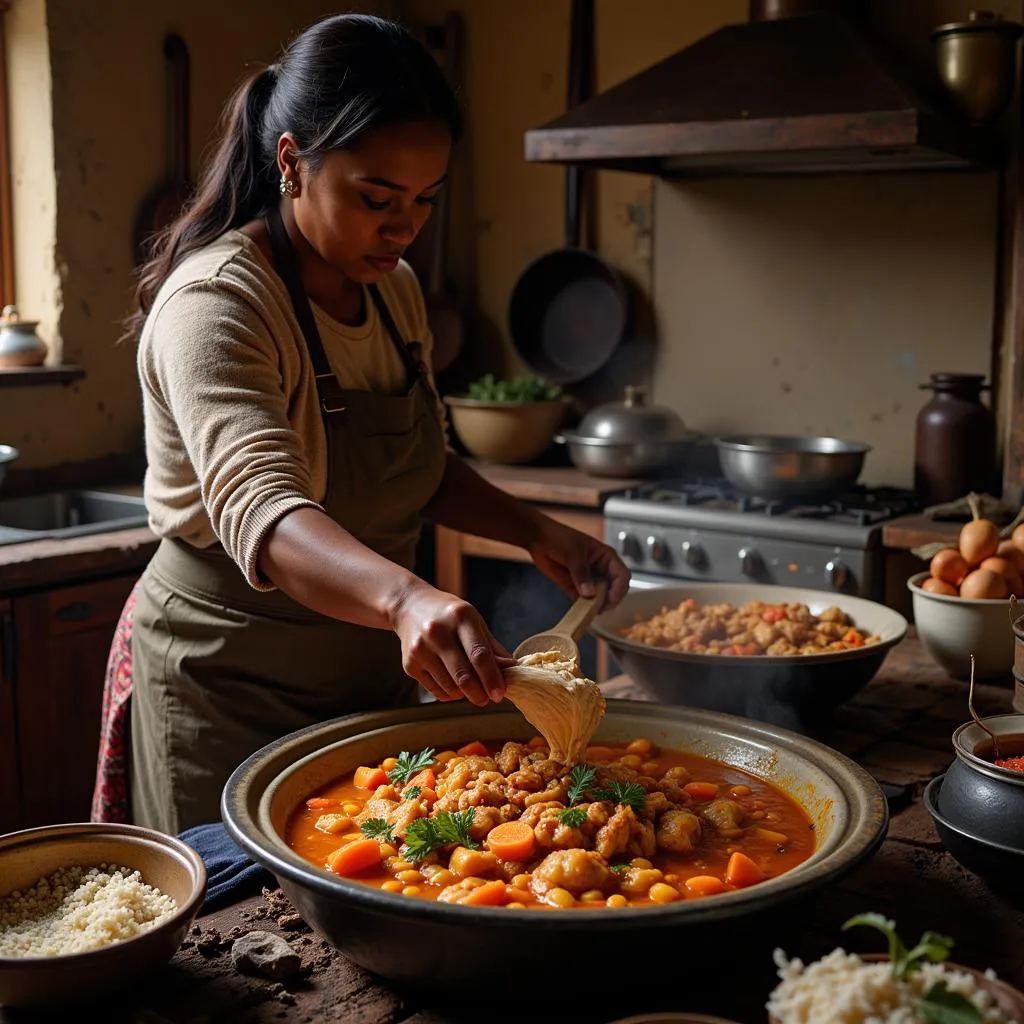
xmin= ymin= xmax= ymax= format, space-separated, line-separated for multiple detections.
xmin=936 ymin=715 xmax=1024 ymax=849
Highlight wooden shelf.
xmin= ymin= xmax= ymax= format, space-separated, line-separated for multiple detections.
xmin=0 ymin=365 xmax=85 ymax=387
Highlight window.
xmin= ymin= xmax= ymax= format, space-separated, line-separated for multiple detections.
xmin=0 ymin=1 xmax=12 ymax=310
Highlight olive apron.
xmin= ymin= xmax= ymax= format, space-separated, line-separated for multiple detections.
xmin=130 ymin=209 xmax=446 ymax=834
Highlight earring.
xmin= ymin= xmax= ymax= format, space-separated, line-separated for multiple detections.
xmin=279 ymin=175 xmax=298 ymax=197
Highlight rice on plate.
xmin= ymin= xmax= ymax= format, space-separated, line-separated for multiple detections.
xmin=766 ymin=915 xmax=1018 ymax=1024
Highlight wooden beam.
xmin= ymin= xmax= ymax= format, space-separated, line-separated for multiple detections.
xmin=0 ymin=3 xmax=14 ymax=309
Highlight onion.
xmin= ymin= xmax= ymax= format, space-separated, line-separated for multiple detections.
xmin=959 ymin=568 xmax=1008 ymax=600
xmin=929 ymin=548 xmax=968 ymax=588
xmin=980 ymin=556 xmax=1024 ymax=597
xmin=921 ymin=576 xmax=958 ymax=597
xmin=959 ymin=518 xmax=1000 ymax=567
xmin=997 ymin=539 xmax=1024 ymax=573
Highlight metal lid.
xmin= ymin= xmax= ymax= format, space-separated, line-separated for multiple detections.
xmin=574 ymin=386 xmax=691 ymax=445
xmin=931 ymin=10 xmax=1024 ymax=40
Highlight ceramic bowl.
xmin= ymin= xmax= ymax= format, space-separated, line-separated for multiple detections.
xmin=590 ymin=583 xmax=907 ymax=728
xmin=935 ymin=714 xmax=1024 ymax=849
xmin=0 ymin=822 xmax=207 ymax=1008
xmin=443 ymin=395 xmax=568 ymax=464
xmin=925 ymin=775 xmax=1024 ymax=899
xmin=908 ymin=571 xmax=1014 ymax=680
xmin=223 ymin=699 xmax=887 ymax=997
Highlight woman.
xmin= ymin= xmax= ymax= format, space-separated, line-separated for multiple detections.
xmin=94 ymin=13 xmax=629 ymax=835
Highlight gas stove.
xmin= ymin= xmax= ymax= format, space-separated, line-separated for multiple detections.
xmin=603 ymin=478 xmax=916 ymax=600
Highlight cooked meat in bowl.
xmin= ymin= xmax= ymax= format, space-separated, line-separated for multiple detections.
xmin=285 ymin=735 xmax=815 ymax=909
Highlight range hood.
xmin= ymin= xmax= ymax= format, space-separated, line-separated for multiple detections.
xmin=524 ymin=0 xmax=998 ymax=177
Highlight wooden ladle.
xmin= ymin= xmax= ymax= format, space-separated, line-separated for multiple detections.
xmin=513 ymin=580 xmax=609 ymax=664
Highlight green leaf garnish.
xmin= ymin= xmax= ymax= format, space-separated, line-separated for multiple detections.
xmin=359 ymin=818 xmax=397 ymax=844
xmin=466 ymin=373 xmax=562 ymax=403
xmin=387 ymin=748 xmax=436 ymax=786
xmin=915 ymin=981 xmax=983 ymax=1024
xmin=404 ymin=786 xmax=422 ymax=801
xmin=566 ymin=764 xmax=597 ymax=806
xmin=594 ymin=780 xmax=647 ymax=814
xmin=400 ymin=809 xmax=478 ymax=863
xmin=610 ymin=863 xmax=630 ymax=873
xmin=558 ymin=807 xmax=587 ymax=828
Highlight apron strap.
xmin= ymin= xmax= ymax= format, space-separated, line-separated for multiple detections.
xmin=265 ymin=205 xmax=348 ymax=414
xmin=367 ymin=284 xmax=427 ymax=390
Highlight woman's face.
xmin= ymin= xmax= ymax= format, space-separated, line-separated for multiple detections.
xmin=282 ymin=121 xmax=451 ymax=285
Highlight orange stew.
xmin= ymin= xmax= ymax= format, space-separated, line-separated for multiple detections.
xmin=285 ymin=737 xmax=815 ymax=910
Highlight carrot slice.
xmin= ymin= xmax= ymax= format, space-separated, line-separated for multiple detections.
xmin=485 ymin=820 xmax=536 ymax=862
xmin=354 ymin=766 xmax=388 ymax=790
xmin=305 ymin=797 xmax=340 ymax=810
xmin=457 ymin=740 xmax=489 ymax=757
xmin=326 ymin=839 xmax=382 ymax=877
xmin=725 ymin=851 xmax=765 ymax=888
xmin=684 ymin=875 xmax=728 ymax=898
xmin=683 ymin=781 xmax=720 ymax=801
xmin=406 ymin=768 xmax=436 ymax=793
xmin=462 ymin=880 xmax=509 ymax=907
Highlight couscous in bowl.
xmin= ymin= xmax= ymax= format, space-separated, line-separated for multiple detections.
xmin=0 ymin=822 xmax=207 ymax=1008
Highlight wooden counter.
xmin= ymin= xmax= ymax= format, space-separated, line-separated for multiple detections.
xmin=465 ymin=459 xmax=643 ymax=508
xmin=882 ymin=513 xmax=961 ymax=551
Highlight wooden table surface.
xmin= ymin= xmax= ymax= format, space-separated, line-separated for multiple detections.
xmin=5 ymin=632 xmax=1023 ymax=1024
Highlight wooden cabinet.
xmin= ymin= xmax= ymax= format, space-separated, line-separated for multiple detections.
xmin=5 ymin=573 xmax=137 ymax=830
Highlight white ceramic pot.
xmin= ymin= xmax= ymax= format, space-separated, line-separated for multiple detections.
xmin=908 ymin=571 xmax=1014 ymax=680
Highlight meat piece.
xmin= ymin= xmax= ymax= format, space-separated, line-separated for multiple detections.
xmin=817 ymin=605 xmax=848 ymax=623
xmin=627 ymin=816 xmax=657 ymax=859
xmin=776 ymin=619 xmax=808 ymax=645
xmin=595 ymin=805 xmax=635 ymax=860
xmin=517 ymin=801 xmax=565 ymax=828
xmin=466 ymin=805 xmax=504 ymax=840
xmin=436 ymin=755 xmax=498 ymax=795
xmin=701 ymin=798 xmax=745 ymax=832
xmin=752 ymin=622 xmax=779 ymax=649
xmin=496 ymin=742 xmax=531 ymax=775
xmin=656 ymin=810 xmax=702 ymax=853
xmin=643 ymin=790 xmax=670 ymax=816
xmin=390 ymin=798 xmax=426 ymax=837
xmin=618 ymin=867 xmax=663 ymax=897
xmin=533 ymin=808 xmax=587 ymax=851
xmin=531 ymin=850 xmax=612 ymax=896
xmin=357 ymin=796 xmax=399 ymax=824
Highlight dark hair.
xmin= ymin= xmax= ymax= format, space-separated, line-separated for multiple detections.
xmin=125 ymin=14 xmax=462 ymax=339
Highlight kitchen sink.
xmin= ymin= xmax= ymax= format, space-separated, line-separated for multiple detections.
xmin=0 ymin=489 xmax=149 ymax=546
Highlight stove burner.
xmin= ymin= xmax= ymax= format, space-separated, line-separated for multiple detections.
xmin=631 ymin=478 xmax=916 ymax=526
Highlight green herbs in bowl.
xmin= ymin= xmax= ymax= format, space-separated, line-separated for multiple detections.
xmin=444 ymin=375 xmax=568 ymax=464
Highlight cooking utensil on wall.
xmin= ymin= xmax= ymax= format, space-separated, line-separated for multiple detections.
xmin=714 ymin=435 xmax=871 ymax=502
xmin=507 ymin=0 xmax=628 ymax=384
xmin=133 ymin=34 xmax=193 ymax=266
xmin=426 ymin=12 xmax=465 ymax=376
xmin=556 ymin=385 xmax=700 ymax=477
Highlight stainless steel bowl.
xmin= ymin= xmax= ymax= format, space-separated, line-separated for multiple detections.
xmin=555 ymin=432 xmax=698 ymax=477
xmin=223 ymin=700 xmax=887 ymax=998
xmin=0 ymin=445 xmax=18 ymax=491
xmin=591 ymin=583 xmax=907 ymax=728
xmin=714 ymin=435 xmax=870 ymax=502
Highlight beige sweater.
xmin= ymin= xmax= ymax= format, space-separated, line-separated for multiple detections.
xmin=138 ymin=231 xmax=447 ymax=590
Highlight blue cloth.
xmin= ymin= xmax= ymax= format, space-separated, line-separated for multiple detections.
xmin=178 ymin=823 xmax=275 ymax=912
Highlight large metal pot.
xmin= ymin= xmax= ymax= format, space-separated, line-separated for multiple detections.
xmin=557 ymin=385 xmax=700 ymax=477
xmin=223 ymin=700 xmax=886 ymax=1001
xmin=0 ymin=445 xmax=19 ymax=491
xmin=714 ymin=435 xmax=870 ymax=502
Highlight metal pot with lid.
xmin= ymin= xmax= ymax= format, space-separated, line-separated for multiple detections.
xmin=0 ymin=306 xmax=47 ymax=368
xmin=556 ymin=385 xmax=700 ymax=478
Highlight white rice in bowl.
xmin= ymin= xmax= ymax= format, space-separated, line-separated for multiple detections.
xmin=0 ymin=863 xmax=177 ymax=958
xmin=766 ymin=947 xmax=1012 ymax=1024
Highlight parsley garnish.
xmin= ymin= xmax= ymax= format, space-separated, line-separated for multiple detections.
xmin=842 ymin=915 xmax=981 ymax=1024
xmin=359 ymin=818 xmax=397 ymax=844
xmin=610 ymin=863 xmax=630 ymax=873
xmin=387 ymin=748 xmax=435 ymax=786
xmin=401 ymin=809 xmax=478 ymax=863
xmin=558 ymin=807 xmax=587 ymax=828
xmin=566 ymin=764 xmax=597 ymax=806
xmin=404 ymin=786 xmax=422 ymax=801
xmin=594 ymin=780 xmax=646 ymax=814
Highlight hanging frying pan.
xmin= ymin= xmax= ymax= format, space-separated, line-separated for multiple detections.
xmin=507 ymin=0 xmax=628 ymax=385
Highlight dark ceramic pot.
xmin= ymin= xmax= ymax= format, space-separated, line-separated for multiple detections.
xmin=222 ymin=699 xmax=887 ymax=998
xmin=925 ymin=775 xmax=1024 ymax=901
xmin=937 ymin=715 xmax=1024 ymax=848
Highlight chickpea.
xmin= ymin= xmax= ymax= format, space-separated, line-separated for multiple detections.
xmin=606 ymin=894 xmax=628 ymax=908
xmin=547 ymin=887 xmax=575 ymax=908
xmin=512 ymin=873 xmax=532 ymax=890
xmin=580 ymin=889 xmax=605 ymax=903
xmin=728 ymin=785 xmax=752 ymax=797
xmin=641 ymin=761 xmax=660 ymax=776
xmin=381 ymin=880 xmax=403 ymax=893
xmin=459 ymin=877 xmax=487 ymax=889
xmin=391 ymin=858 xmax=413 ymax=873
xmin=343 ymin=802 xmax=362 ymax=816
xmin=649 ymin=883 xmax=682 ymax=904
xmin=626 ymin=738 xmax=653 ymax=757
xmin=381 ymin=757 xmax=399 ymax=771
xmin=402 ymin=885 xmax=422 ymax=897
xmin=378 ymin=843 xmax=397 ymax=859
xmin=631 ymin=857 xmax=654 ymax=869
xmin=428 ymin=868 xmax=455 ymax=888
xmin=396 ymin=870 xmax=423 ymax=885
xmin=619 ymin=754 xmax=643 ymax=769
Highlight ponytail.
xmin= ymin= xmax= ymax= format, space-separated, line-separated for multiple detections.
xmin=123 ymin=66 xmax=276 ymax=341
xmin=123 ymin=15 xmax=462 ymax=342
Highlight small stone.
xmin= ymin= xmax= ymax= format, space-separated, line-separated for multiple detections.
xmin=277 ymin=912 xmax=306 ymax=931
xmin=230 ymin=930 xmax=302 ymax=980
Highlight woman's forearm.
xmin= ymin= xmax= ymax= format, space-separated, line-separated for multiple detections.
xmin=256 ymin=507 xmax=419 ymax=628
xmin=423 ymin=454 xmax=547 ymax=549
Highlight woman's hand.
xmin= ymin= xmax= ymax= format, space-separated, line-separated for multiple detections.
xmin=527 ymin=517 xmax=631 ymax=609
xmin=389 ymin=582 xmax=514 ymax=707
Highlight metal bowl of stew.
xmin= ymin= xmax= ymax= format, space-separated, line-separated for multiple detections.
xmin=223 ymin=700 xmax=887 ymax=997
xmin=591 ymin=584 xmax=907 ymax=729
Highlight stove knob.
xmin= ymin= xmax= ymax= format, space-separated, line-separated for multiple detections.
xmin=738 ymin=546 xmax=764 ymax=578
xmin=617 ymin=531 xmax=643 ymax=563
xmin=681 ymin=540 xmax=707 ymax=571
xmin=646 ymin=535 xmax=671 ymax=567
xmin=825 ymin=558 xmax=849 ymax=590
